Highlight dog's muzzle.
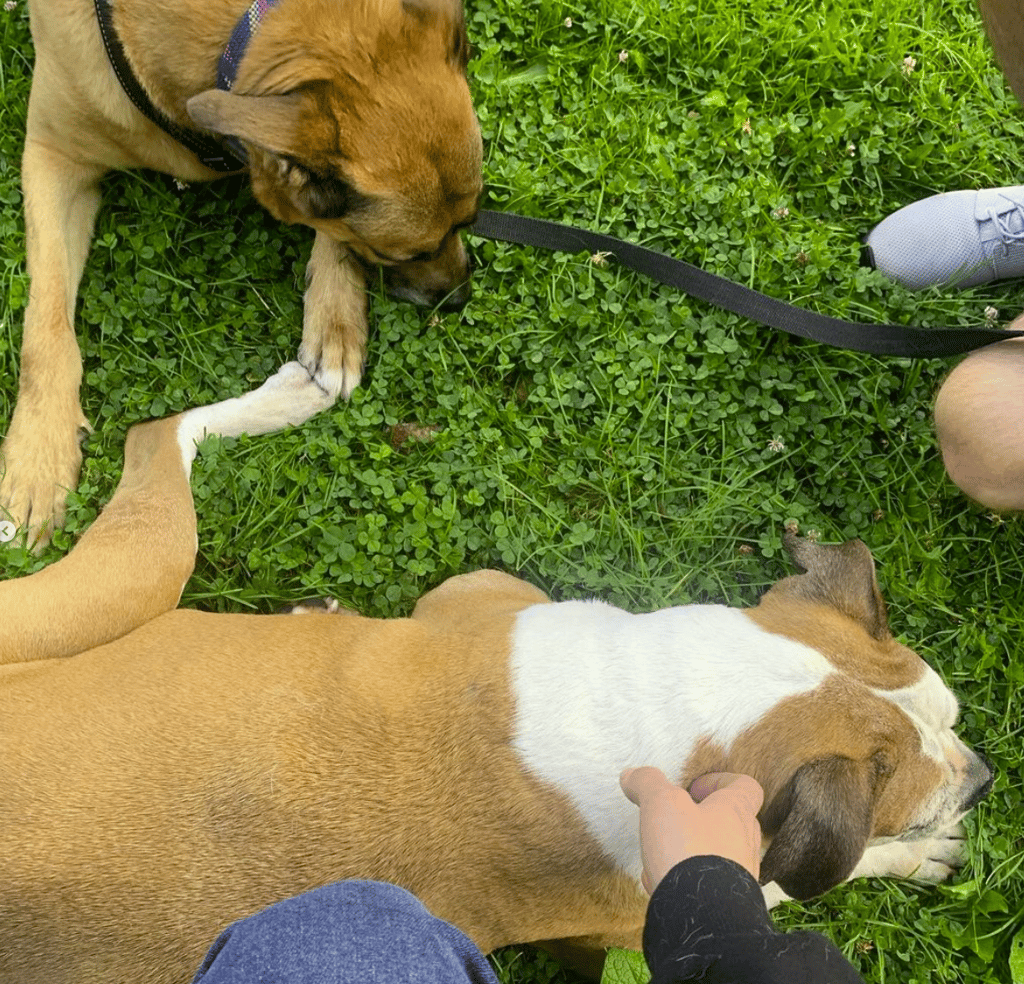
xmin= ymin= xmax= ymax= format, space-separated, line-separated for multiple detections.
xmin=383 ymin=260 xmax=473 ymax=311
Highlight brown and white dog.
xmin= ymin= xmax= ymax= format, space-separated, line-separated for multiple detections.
xmin=0 ymin=367 xmax=992 ymax=983
xmin=1 ymin=0 xmax=483 ymax=545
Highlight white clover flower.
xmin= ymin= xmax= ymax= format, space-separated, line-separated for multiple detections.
xmin=902 ymin=56 xmax=917 ymax=76
xmin=741 ymin=118 xmax=752 ymax=135
xmin=564 ymin=17 xmax=572 ymax=27
xmin=767 ymin=437 xmax=786 ymax=453
xmin=618 ymin=50 xmax=629 ymax=63
xmin=985 ymin=305 xmax=999 ymax=322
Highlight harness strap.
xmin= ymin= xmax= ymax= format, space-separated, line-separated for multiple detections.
xmin=93 ymin=0 xmax=249 ymax=171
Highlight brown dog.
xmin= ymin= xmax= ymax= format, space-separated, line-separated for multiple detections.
xmin=1 ymin=0 xmax=483 ymax=546
xmin=0 ymin=365 xmax=991 ymax=983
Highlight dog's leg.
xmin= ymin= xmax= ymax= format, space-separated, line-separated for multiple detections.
xmin=298 ymin=232 xmax=369 ymax=400
xmin=845 ymin=826 xmax=967 ymax=884
xmin=0 ymin=363 xmax=331 ymax=666
xmin=0 ymin=135 xmax=106 ymax=547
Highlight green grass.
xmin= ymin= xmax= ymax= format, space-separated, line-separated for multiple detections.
xmin=2 ymin=0 xmax=1024 ymax=981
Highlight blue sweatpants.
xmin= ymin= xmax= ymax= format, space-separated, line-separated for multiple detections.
xmin=189 ymin=881 xmax=501 ymax=984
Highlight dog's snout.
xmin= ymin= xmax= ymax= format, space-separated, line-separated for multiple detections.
xmin=439 ymin=277 xmax=471 ymax=311
xmin=964 ymin=752 xmax=995 ymax=810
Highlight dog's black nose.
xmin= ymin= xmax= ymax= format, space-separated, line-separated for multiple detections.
xmin=438 ymin=278 xmax=471 ymax=311
xmin=964 ymin=752 xmax=996 ymax=811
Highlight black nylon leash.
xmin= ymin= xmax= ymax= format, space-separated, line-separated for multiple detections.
xmin=471 ymin=209 xmax=1024 ymax=358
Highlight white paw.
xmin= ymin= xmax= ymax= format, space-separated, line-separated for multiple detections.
xmin=177 ymin=362 xmax=333 ymax=469
xmin=247 ymin=361 xmax=334 ymax=428
xmin=851 ymin=825 xmax=966 ymax=884
xmin=281 ymin=597 xmax=359 ymax=616
xmin=906 ymin=826 xmax=967 ymax=885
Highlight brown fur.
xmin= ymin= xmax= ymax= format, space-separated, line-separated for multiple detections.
xmin=1 ymin=0 xmax=482 ymax=546
xmin=0 ymin=580 xmax=640 ymax=983
xmin=0 ymin=418 xmax=990 ymax=983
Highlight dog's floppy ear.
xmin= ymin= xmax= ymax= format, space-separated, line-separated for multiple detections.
xmin=186 ymin=90 xmax=306 ymax=156
xmin=758 ymin=755 xmax=874 ymax=900
xmin=186 ymin=89 xmax=369 ymax=222
xmin=772 ymin=532 xmax=890 ymax=641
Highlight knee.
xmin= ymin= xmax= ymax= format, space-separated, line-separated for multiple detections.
xmin=934 ymin=336 xmax=1024 ymax=511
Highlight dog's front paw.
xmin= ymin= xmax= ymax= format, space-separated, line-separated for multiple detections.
xmin=240 ymin=361 xmax=335 ymax=429
xmin=0 ymin=401 xmax=91 ymax=550
xmin=301 ymin=235 xmax=369 ymax=400
xmin=851 ymin=825 xmax=967 ymax=885
xmin=298 ymin=335 xmax=364 ymax=401
xmin=905 ymin=825 xmax=967 ymax=884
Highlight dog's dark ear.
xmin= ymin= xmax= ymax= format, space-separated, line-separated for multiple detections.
xmin=773 ymin=532 xmax=890 ymax=641
xmin=758 ymin=755 xmax=874 ymax=900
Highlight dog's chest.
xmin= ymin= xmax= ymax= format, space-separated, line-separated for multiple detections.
xmin=507 ymin=600 xmax=836 ymax=877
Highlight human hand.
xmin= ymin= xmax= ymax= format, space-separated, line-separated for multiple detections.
xmin=619 ymin=767 xmax=764 ymax=893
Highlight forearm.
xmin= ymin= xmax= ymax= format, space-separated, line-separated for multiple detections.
xmin=642 ymin=857 xmax=865 ymax=984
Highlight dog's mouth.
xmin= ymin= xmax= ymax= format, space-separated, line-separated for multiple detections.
xmin=383 ymin=276 xmax=472 ymax=311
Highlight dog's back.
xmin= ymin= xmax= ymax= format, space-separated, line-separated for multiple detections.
xmin=0 ymin=599 xmax=642 ymax=984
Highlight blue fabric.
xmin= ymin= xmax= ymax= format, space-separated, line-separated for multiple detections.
xmin=189 ymin=881 xmax=500 ymax=984
xmin=217 ymin=0 xmax=281 ymax=91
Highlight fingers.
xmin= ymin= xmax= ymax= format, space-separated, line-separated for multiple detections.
xmin=621 ymin=768 xmax=764 ymax=814
xmin=619 ymin=766 xmax=673 ymax=806
xmin=620 ymin=767 xmax=765 ymax=890
xmin=689 ymin=772 xmax=765 ymax=814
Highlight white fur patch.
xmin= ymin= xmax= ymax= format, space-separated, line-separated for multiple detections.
xmin=509 ymin=600 xmax=836 ymax=881
xmin=176 ymin=362 xmax=332 ymax=476
xmin=874 ymin=665 xmax=959 ymax=762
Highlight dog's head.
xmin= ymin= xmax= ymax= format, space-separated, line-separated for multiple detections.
xmin=734 ymin=533 xmax=992 ymax=901
xmin=186 ymin=0 xmax=482 ymax=310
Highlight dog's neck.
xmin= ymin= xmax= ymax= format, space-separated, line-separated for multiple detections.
xmin=508 ymin=600 xmax=836 ymax=878
xmin=93 ymin=0 xmax=280 ymax=171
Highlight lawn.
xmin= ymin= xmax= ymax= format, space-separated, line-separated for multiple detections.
xmin=2 ymin=0 xmax=1023 ymax=981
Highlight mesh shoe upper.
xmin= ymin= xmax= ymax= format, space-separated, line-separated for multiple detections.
xmin=865 ymin=187 xmax=1024 ymax=289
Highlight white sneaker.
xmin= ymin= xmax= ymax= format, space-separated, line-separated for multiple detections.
xmin=864 ymin=186 xmax=1024 ymax=289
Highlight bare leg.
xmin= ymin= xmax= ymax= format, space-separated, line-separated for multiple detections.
xmin=977 ymin=0 xmax=1024 ymax=106
xmin=934 ymin=324 xmax=1024 ymax=511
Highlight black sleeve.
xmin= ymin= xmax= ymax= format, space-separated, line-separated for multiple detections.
xmin=642 ymin=857 xmax=866 ymax=984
